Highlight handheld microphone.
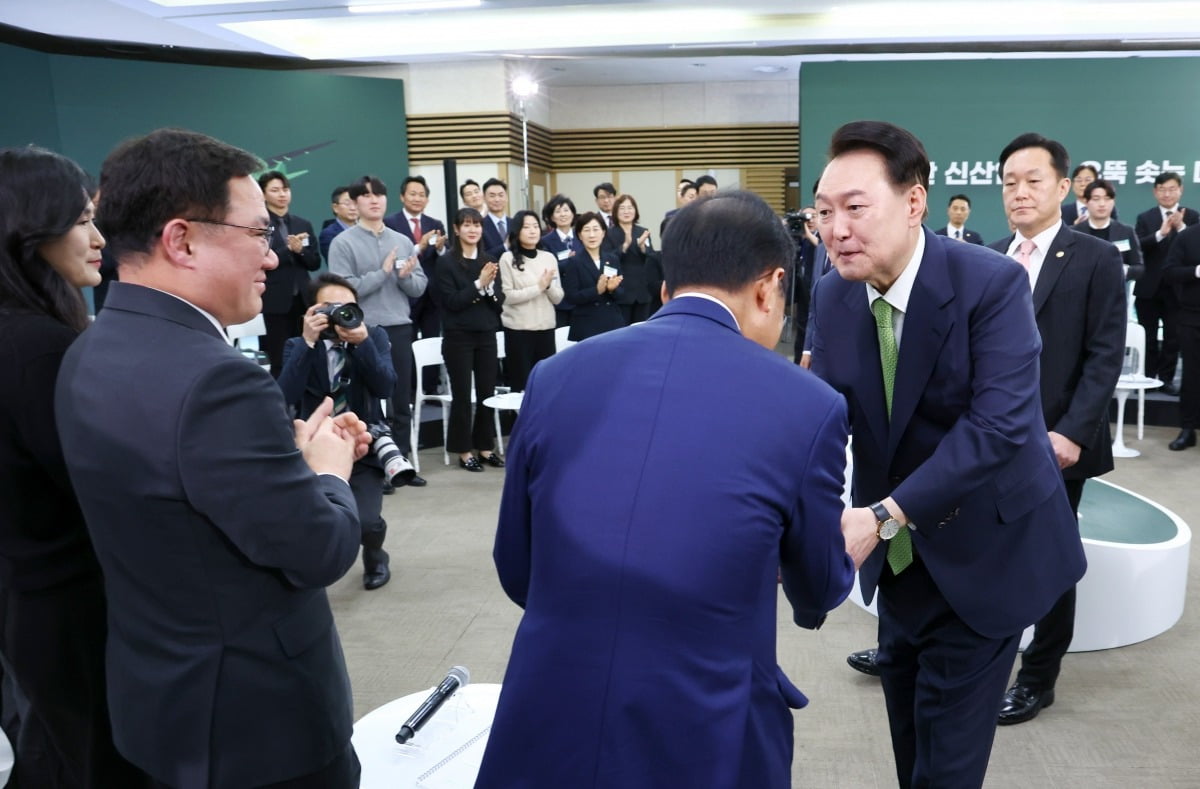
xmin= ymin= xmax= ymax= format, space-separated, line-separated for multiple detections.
xmin=395 ymin=666 xmax=469 ymax=744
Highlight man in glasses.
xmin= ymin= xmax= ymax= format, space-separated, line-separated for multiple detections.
xmin=320 ymin=184 xmax=359 ymax=262
xmin=55 ymin=127 xmax=369 ymax=789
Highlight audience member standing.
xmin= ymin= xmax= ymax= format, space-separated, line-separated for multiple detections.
xmin=277 ymin=273 xmax=396 ymax=590
xmin=500 ymin=210 xmax=564 ymax=392
xmin=481 ymin=178 xmax=511 ymax=257
xmin=460 ymin=179 xmax=484 ymax=212
xmin=607 ymin=194 xmax=657 ymax=323
xmin=1073 ymin=179 xmax=1143 ymax=282
xmin=55 ymin=127 xmax=368 ymax=789
xmin=260 ymin=170 xmax=321 ymax=376
xmin=563 ymin=212 xmax=624 ymax=342
xmin=329 ymin=175 xmax=429 ymax=486
xmin=0 ymin=146 xmax=146 ymax=788
xmin=538 ymin=194 xmax=582 ymax=328
xmin=385 ymin=175 xmax=447 ymax=395
xmin=1162 ymin=223 xmax=1200 ymax=450
xmin=694 ymin=174 xmax=719 ymax=198
xmin=1135 ymin=172 xmax=1199 ymax=395
xmin=435 ymin=208 xmax=506 ymax=471
xmin=660 ymin=178 xmax=697 ymax=236
xmin=319 ymin=185 xmax=358 ymax=262
xmin=934 ymin=194 xmax=984 ymax=244
xmin=593 ymin=181 xmax=616 ymax=228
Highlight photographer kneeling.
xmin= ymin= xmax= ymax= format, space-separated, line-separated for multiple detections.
xmin=278 ymin=272 xmax=400 ymax=590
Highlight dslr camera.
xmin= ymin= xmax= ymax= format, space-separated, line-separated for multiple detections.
xmin=366 ymin=422 xmax=415 ymax=486
xmin=315 ymin=302 xmax=365 ymax=341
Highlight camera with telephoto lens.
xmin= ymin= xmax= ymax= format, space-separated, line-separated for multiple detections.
xmin=315 ymin=302 xmax=365 ymax=341
xmin=366 ymin=422 xmax=415 ymax=486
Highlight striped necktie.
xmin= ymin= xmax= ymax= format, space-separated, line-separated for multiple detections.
xmin=330 ymin=344 xmax=348 ymax=415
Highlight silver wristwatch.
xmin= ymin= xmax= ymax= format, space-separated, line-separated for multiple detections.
xmin=869 ymin=501 xmax=902 ymax=540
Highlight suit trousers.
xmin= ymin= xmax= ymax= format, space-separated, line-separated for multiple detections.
xmin=349 ymin=463 xmax=387 ymax=572
xmin=877 ymin=554 xmax=1021 ymax=789
xmin=262 ymin=294 xmax=307 ymax=378
xmin=1177 ymin=323 xmax=1200 ymax=429
xmin=150 ymin=741 xmax=359 ymax=789
xmin=382 ymin=324 xmax=414 ymax=456
xmin=442 ymin=329 xmax=498 ymax=453
xmin=1136 ymin=291 xmax=1180 ymax=383
xmin=0 ymin=573 xmax=148 ymax=788
xmin=502 ymin=328 xmax=556 ymax=394
xmin=1014 ymin=478 xmax=1085 ymax=690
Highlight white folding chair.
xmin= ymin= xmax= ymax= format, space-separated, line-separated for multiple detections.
xmin=411 ymin=337 xmax=452 ymax=470
xmin=554 ymin=325 xmax=574 ymax=353
xmin=1124 ymin=322 xmax=1151 ymax=439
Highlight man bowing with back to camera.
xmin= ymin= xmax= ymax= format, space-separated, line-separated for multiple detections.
xmin=476 ymin=191 xmax=856 ymax=789
xmin=810 ymin=120 xmax=1084 ymax=788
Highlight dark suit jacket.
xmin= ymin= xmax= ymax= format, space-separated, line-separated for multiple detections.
xmin=539 ymin=231 xmax=584 ymax=312
xmin=561 ymin=249 xmax=626 ymax=341
xmin=1163 ymin=223 xmax=1200 ymax=325
xmin=54 ymin=283 xmax=360 ymax=788
xmin=990 ymin=225 xmax=1127 ymax=481
xmin=811 ymin=230 xmax=1084 ymax=638
xmin=276 ymin=325 xmax=395 ymax=424
xmin=482 ymin=213 xmax=511 ymax=259
xmin=384 ymin=211 xmax=446 ymax=285
xmin=1071 ymin=219 xmax=1144 ymax=280
xmin=933 ymin=226 xmax=983 ymax=245
xmin=605 ymin=223 xmax=657 ymax=306
xmin=263 ymin=212 xmax=321 ymax=314
xmin=1134 ymin=205 xmax=1200 ymax=298
xmin=477 ymin=296 xmax=854 ymax=789
xmin=1062 ymin=201 xmax=1118 ymax=226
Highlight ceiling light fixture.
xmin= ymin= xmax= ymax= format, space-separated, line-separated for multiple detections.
xmin=348 ymin=0 xmax=481 ymax=13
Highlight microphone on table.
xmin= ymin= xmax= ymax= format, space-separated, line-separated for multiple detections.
xmin=395 ymin=666 xmax=470 ymax=744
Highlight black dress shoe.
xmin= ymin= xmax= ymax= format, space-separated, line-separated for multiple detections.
xmin=998 ymin=683 xmax=1054 ymax=725
xmin=363 ymin=564 xmax=391 ymax=591
xmin=381 ymin=479 xmax=395 ymax=495
xmin=407 ymin=474 xmax=427 ymax=487
xmin=480 ymin=453 xmax=505 ymax=468
xmin=1159 ymin=381 xmax=1180 ymax=397
xmin=1170 ymin=429 xmax=1196 ymax=451
xmin=846 ymin=648 xmax=881 ymax=677
xmin=459 ymin=456 xmax=484 ymax=472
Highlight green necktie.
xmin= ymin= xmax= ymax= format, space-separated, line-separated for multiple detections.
xmin=871 ymin=297 xmax=913 ymax=575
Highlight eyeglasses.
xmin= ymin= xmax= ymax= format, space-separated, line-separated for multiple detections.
xmin=186 ymin=218 xmax=274 ymax=249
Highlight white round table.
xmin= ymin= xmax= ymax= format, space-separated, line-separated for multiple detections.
xmin=483 ymin=393 xmax=524 ymax=456
xmin=352 ymin=683 xmax=500 ymax=789
xmin=1112 ymin=374 xmax=1163 ymax=458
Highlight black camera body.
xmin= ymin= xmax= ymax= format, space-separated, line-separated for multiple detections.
xmin=315 ymin=302 xmax=365 ymax=341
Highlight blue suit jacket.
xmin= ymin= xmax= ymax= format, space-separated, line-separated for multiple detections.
xmin=811 ymin=230 xmax=1085 ymax=638
xmin=54 ymin=283 xmax=359 ymax=787
xmin=477 ymin=297 xmax=855 ymax=789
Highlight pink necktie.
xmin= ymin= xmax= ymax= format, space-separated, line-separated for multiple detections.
xmin=1015 ymin=239 xmax=1035 ymax=270
xmin=412 ymin=216 xmax=421 ymax=239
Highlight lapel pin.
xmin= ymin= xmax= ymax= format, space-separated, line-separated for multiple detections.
xmin=1056 ymin=251 xmax=1065 ymax=258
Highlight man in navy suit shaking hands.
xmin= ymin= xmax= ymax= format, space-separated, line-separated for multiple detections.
xmin=810 ymin=121 xmax=1084 ymax=788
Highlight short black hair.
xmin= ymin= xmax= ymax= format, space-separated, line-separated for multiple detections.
xmin=593 ymin=182 xmax=616 ymax=198
xmin=401 ymin=175 xmax=429 ymax=196
xmin=482 ymin=178 xmax=508 ymax=195
xmin=661 ymin=190 xmax=793 ymax=297
xmin=541 ymin=193 xmax=577 ymax=227
xmin=0 ymin=145 xmax=93 ymax=331
xmin=573 ymin=211 xmax=606 ymax=239
xmin=508 ymin=210 xmax=542 ymax=251
xmin=99 ymin=127 xmax=261 ymax=263
xmin=459 ymin=179 xmax=480 ymax=198
xmin=330 ymin=185 xmax=350 ymax=203
xmin=1072 ymin=164 xmax=1100 ymax=180
xmin=694 ymin=175 xmax=718 ymax=190
xmin=948 ymin=194 xmax=971 ymax=207
xmin=679 ymin=182 xmax=698 ymax=197
xmin=998 ymin=132 xmax=1070 ymax=181
xmin=829 ymin=121 xmax=930 ymax=191
xmin=309 ymin=271 xmax=358 ymax=305
xmin=1084 ymin=179 xmax=1116 ymax=201
xmin=1155 ymin=171 xmax=1183 ymax=188
xmin=348 ymin=175 xmax=387 ymax=199
xmin=257 ymin=170 xmax=289 ymax=191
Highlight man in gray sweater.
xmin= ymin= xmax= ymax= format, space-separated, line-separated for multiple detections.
xmin=329 ymin=175 xmax=429 ymax=485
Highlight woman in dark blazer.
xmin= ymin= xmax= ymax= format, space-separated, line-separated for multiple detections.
xmin=0 ymin=147 xmax=144 ymax=785
xmin=435 ymin=207 xmax=506 ymax=471
xmin=563 ymin=211 xmax=625 ymax=342
xmin=606 ymin=193 xmax=660 ymax=323
xmin=538 ymin=193 xmax=583 ymax=328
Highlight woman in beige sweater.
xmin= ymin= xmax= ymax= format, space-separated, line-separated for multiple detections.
xmin=499 ymin=210 xmax=564 ymax=391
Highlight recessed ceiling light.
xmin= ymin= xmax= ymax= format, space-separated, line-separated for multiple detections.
xmin=753 ymin=65 xmax=786 ymax=74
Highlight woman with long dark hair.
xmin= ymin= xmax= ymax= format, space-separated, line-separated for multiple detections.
xmin=0 ymin=146 xmax=145 ymax=785
xmin=499 ymin=211 xmax=564 ymax=392
xmin=435 ymin=207 xmax=506 ymax=471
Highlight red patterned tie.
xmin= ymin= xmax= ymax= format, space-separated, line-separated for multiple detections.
xmin=411 ymin=216 xmax=421 ymax=241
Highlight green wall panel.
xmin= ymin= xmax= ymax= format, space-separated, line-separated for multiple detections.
xmin=799 ymin=57 xmax=1200 ymax=243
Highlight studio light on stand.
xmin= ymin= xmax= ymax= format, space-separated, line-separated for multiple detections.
xmin=511 ymin=75 xmax=538 ymax=211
